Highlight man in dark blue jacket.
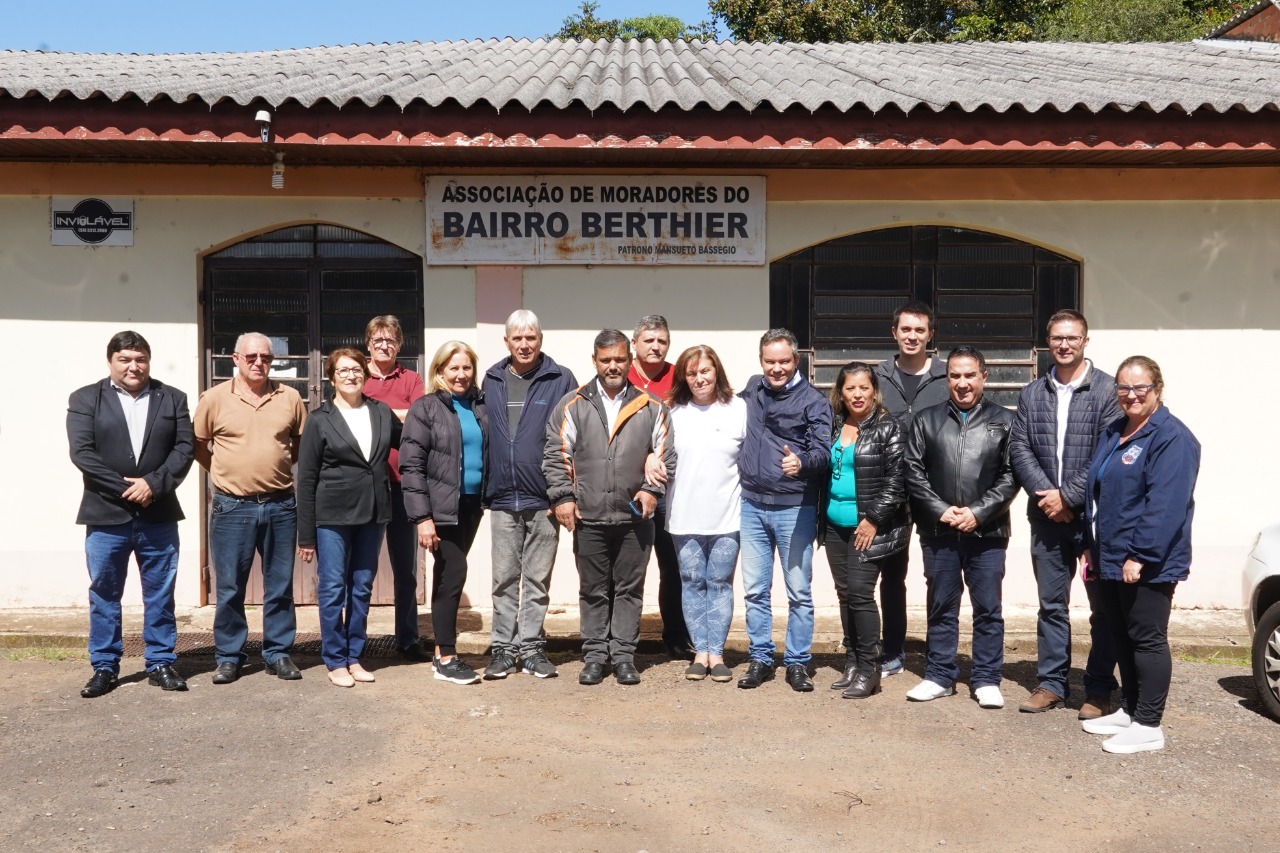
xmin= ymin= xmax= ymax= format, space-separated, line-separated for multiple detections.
xmin=737 ymin=329 xmax=832 ymax=693
xmin=481 ymin=310 xmax=576 ymax=680
xmin=1010 ymin=309 xmax=1122 ymax=718
xmin=67 ymin=331 xmax=194 ymax=698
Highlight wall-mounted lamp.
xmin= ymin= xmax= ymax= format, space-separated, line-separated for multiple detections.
xmin=255 ymin=109 xmax=272 ymax=144
xmin=272 ymin=152 xmax=285 ymax=190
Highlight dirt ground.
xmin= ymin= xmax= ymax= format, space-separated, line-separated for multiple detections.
xmin=1 ymin=649 xmax=1274 ymax=853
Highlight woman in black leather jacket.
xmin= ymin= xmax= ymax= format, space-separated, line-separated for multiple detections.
xmin=821 ymin=362 xmax=910 ymax=699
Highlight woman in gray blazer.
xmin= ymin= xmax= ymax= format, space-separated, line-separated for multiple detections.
xmin=296 ymin=348 xmax=397 ymax=688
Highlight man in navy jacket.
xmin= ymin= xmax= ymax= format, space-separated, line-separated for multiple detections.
xmin=481 ymin=310 xmax=576 ymax=680
xmin=67 ymin=331 xmax=194 ymax=698
xmin=737 ymin=328 xmax=832 ymax=693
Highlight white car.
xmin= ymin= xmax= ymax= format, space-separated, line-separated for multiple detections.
xmin=1244 ymin=523 xmax=1280 ymax=721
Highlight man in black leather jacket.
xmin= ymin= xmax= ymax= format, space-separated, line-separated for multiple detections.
xmin=903 ymin=346 xmax=1017 ymax=709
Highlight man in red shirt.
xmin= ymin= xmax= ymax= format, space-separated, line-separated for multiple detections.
xmin=627 ymin=315 xmax=691 ymax=659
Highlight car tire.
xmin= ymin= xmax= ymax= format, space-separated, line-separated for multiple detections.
xmin=1252 ymin=601 xmax=1280 ymax=721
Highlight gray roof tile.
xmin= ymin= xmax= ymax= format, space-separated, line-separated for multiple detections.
xmin=0 ymin=38 xmax=1278 ymax=114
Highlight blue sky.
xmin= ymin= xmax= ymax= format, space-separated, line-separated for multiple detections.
xmin=6 ymin=1 xmax=719 ymax=54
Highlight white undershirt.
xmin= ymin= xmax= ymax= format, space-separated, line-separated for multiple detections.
xmin=597 ymin=379 xmax=625 ymax=433
xmin=666 ymin=397 xmax=748 ymax=535
xmin=1050 ymin=360 xmax=1088 ymax=487
xmin=111 ymin=382 xmax=151 ymax=460
xmin=338 ymin=404 xmax=373 ymax=461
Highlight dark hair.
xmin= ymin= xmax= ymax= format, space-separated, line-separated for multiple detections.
xmin=759 ymin=328 xmax=799 ymax=358
xmin=593 ymin=328 xmax=630 ymax=352
xmin=1046 ymin=308 xmax=1088 ymax=337
xmin=668 ymin=345 xmax=734 ymax=407
xmin=1116 ymin=355 xmax=1164 ymax=399
xmin=893 ymin=300 xmax=935 ymax=331
xmin=829 ymin=361 xmax=885 ymax=419
xmin=107 ymin=330 xmax=151 ymax=360
xmin=947 ymin=345 xmax=987 ymax=372
xmin=365 ymin=315 xmax=404 ymax=348
xmin=325 ymin=347 xmax=370 ymax=382
xmin=632 ymin=315 xmax=669 ymax=340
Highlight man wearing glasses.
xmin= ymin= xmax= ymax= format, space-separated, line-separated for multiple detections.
xmin=1009 ymin=310 xmax=1122 ymax=718
xmin=193 ymin=332 xmax=308 ymax=684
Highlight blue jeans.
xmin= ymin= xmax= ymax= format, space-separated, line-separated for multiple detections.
xmin=316 ymin=522 xmax=385 ymax=670
xmin=673 ymin=532 xmax=740 ymax=656
xmin=210 ymin=492 xmax=298 ymax=666
xmin=386 ymin=482 xmax=421 ymax=650
xmin=84 ymin=520 xmax=180 ymax=673
xmin=920 ymin=536 xmax=1008 ymax=689
xmin=1030 ymin=519 xmax=1118 ymax=699
xmin=740 ymin=499 xmax=816 ymax=667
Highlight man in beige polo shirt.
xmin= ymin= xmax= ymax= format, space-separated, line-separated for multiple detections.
xmin=194 ymin=332 xmax=308 ymax=684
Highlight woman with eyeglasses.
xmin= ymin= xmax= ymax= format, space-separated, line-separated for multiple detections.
xmin=819 ymin=362 xmax=910 ymax=699
xmin=400 ymin=341 xmax=489 ymax=686
xmin=296 ymin=348 xmax=398 ymax=687
xmin=1083 ymin=356 xmax=1200 ymax=753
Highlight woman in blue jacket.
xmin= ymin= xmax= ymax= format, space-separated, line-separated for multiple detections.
xmin=1083 ymin=355 xmax=1199 ymax=754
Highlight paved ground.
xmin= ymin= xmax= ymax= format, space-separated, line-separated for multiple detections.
xmin=0 ymin=605 xmax=1270 ymax=852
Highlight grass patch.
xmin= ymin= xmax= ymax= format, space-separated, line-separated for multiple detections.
xmin=3 ymin=644 xmax=87 ymax=662
xmin=1175 ymin=648 xmax=1249 ymax=667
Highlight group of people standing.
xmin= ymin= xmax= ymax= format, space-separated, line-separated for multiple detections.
xmin=67 ymin=301 xmax=1199 ymax=755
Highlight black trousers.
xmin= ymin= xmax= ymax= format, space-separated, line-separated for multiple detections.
xmin=575 ymin=521 xmax=654 ymax=665
xmin=825 ymin=525 xmax=884 ymax=674
xmin=1098 ymin=579 xmax=1175 ymax=726
xmin=877 ymin=546 xmax=909 ymax=660
xmin=430 ymin=495 xmax=483 ymax=656
xmin=652 ymin=504 xmax=690 ymax=649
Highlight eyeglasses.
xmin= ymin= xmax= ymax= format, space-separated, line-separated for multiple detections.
xmin=334 ymin=367 xmax=365 ymax=378
xmin=1048 ymin=335 xmax=1085 ymax=346
xmin=831 ymin=444 xmax=845 ymax=480
xmin=369 ymin=337 xmax=399 ymax=347
xmin=237 ymin=353 xmax=274 ymax=364
xmin=1116 ymin=384 xmax=1156 ymax=397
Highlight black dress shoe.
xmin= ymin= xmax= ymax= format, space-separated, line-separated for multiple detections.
xmin=579 ymin=662 xmax=606 ymax=685
xmin=842 ymin=670 xmax=882 ymax=699
xmin=398 ymin=640 xmax=434 ymax=663
xmin=831 ymin=661 xmax=858 ymax=690
xmin=786 ymin=664 xmax=814 ymax=693
xmin=147 ymin=665 xmax=188 ymax=691
xmin=737 ymin=659 xmax=773 ymax=689
xmin=614 ymin=661 xmax=641 ymax=685
xmin=80 ymin=670 xmax=117 ymax=698
xmin=265 ymin=655 xmax=302 ymax=680
xmin=211 ymin=662 xmax=241 ymax=684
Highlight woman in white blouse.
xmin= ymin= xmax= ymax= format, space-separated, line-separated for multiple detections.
xmin=296 ymin=348 xmax=397 ymax=687
xmin=664 ymin=345 xmax=748 ymax=682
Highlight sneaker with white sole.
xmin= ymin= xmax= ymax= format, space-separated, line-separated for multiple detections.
xmin=879 ymin=654 xmax=906 ymax=677
xmin=433 ymin=656 xmax=480 ymax=685
xmin=974 ymin=685 xmax=1004 ymax=709
xmin=906 ymin=679 xmax=955 ymax=702
xmin=1102 ymin=722 xmax=1164 ymax=754
xmin=520 ymin=651 xmax=558 ymax=679
xmin=483 ymin=651 xmax=518 ymax=680
xmin=1082 ymin=707 xmax=1132 ymax=735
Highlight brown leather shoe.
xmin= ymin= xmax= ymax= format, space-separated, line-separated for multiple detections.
xmin=1018 ymin=687 xmax=1064 ymax=713
xmin=1078 ymin=695 xmax=1112 ymax=720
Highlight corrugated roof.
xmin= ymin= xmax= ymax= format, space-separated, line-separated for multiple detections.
xmin=1 ymin=38 xmax=1278 ymax=115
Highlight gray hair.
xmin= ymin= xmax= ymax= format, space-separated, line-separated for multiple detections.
xmin=505 ymin=309 xmax=542 ymax=337
xmin=594 ymin=328 xmax=629 ymax=352
xmin=632 ymin=314 xmax=669 ymax=341
xmin=759 ymin=328 xmax=799 ymax=358
xmin=234 ymin=332 xmax=274 ymax=355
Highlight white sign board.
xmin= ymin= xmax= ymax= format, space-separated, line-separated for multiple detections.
xmin=51 ymin=197 xmax=135 ymax=246
xmin=426 ymin=175 xmax=765 ymax=265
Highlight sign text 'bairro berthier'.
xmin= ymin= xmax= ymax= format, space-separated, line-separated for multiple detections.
xmin=426 ymin=176 xmax=765 ymax=265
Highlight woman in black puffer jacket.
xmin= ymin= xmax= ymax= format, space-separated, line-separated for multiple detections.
xmin=820 ymin=361 xmax=910 ymax=699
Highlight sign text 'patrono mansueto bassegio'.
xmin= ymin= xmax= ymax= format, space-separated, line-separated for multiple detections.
xmin=426 ymin=176 xmax=765 ymax=265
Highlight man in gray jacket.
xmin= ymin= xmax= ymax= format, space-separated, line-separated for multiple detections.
xmin=544 ymin=329 xmax=676 ymax=686
xmin=1010 ymin=309 xmax=1121 ymax=718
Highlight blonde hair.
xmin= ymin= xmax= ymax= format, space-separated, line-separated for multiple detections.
xmin=428 ymin=340 xmax=479 ymax=396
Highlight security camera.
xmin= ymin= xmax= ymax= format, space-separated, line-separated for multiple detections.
xmin=255 ymin=109 xmax=271 ymax=144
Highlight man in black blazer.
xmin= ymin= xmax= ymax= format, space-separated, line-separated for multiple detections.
xmin=67 ymin=331 xmax=194 ymax=698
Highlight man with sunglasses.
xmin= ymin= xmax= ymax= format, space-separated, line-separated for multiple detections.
xmin=193 ymin=332 xmax=308 ymax=684
xmin=1009 ymin=310 xmax=1122 ymax=718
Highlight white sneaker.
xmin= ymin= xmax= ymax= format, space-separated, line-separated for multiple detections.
xmin=906 ymin=679 xmax=955 ymax=702
xmin=974 ymin=685 xmax=1004 ymax=709
xmin=1102 ymin=723 xmax=1165 ymax=754
xmin=1082 ymin=707 xmax=1132 ymax=735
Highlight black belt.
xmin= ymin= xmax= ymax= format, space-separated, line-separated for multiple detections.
xmin=215 ymin=488 xmax=294 ymax=503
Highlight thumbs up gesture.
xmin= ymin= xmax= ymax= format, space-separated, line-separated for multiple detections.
xmin=780 ymin=444 xmax=801 ymax=478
